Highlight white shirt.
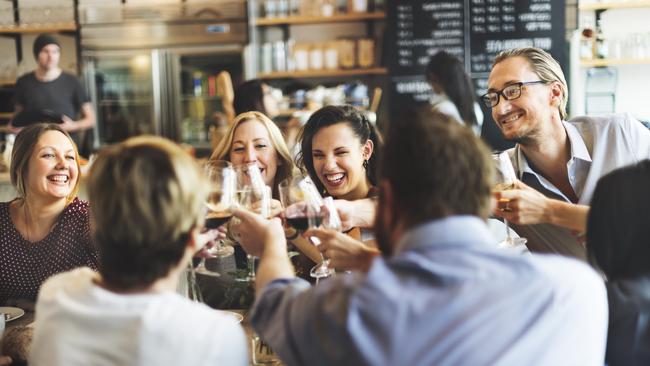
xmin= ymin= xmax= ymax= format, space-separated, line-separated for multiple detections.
xmin=509 ymin=113 xmax=650 ymax=258
xmin=30 ymin=268 xmax=248 ymax=366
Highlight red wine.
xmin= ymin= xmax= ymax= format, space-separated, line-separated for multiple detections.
xmin=286 ymin=215 xmax=322 ymax=232
xmin=205 ymin=211 xmax=232 ymax=229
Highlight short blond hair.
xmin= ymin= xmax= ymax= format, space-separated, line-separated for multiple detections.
xmin=10 ymin=123 xmax=80 ymax=203
xmin=88 ymin=136 xmax=208 ymax=289
xmin=493 ymin=47 xmax=568 ymax=120
xmin=211 ymin=111 xmax=298 ymax=197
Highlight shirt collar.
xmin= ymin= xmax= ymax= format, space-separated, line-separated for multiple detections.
xmin=513 ymin=121 xmax=592 ymax=179
xmin=563 ymin=121 xmax=592 ymax=163
xmin=393 ymin=216 xmax=495 ymax=255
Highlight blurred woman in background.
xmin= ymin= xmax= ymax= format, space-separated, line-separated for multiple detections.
xmin=0 ymin=123 xmax=97 ymax=306
xmin=587 ymin=160 xmax=650 ymax=366
xmin=426 ymin=50 xmax=483 ymax=135
xmin=233 ymin=80 xmax=280 ymax=118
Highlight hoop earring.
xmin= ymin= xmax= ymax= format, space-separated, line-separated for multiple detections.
xmin=363 ymin=159 xmax=369 ymax=170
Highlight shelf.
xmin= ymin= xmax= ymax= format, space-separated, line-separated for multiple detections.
xmin=579 ymin=1 xmax=650 ymax=10
xmin=0 ymin=80 xmax=16 ymax=86
xmin=181 ymin=95 xmax=222 ymax=101
xmin=259 ymin=67 xmax=387 ymax=79
xmin=0 ymin=113 xmax=13 ymax=119
xmin=580 ymin=58 xmax=650 ymax=67
xmin=0 ymin=22 xmax=77 ymax=34
xmin=256 ymin=12 xmax=385 ymax=26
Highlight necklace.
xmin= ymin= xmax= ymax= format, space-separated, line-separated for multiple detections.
xmin=22 ymin=201 xmax=52 ymax=243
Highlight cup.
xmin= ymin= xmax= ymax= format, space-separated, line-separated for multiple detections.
xmin=294 ymin=47 xmax=309 ymax=71
xmin=309 ymin=46 xmax=324 ymax=70
xmin=325 ymin=46 xmax=338 ymax=70
xmin=251 ymin=333 xmax=280 ymax=365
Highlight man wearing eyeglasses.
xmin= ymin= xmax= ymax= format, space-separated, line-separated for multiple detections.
xmin=484 ymin=47 xmax=650 ymax=259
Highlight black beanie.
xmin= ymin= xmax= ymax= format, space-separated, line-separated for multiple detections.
xmin=33 ymin=34 xmax=60 ymax=59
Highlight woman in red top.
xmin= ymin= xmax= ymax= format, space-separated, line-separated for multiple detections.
xmin=0 ymin=124 xmax=97 ymax=306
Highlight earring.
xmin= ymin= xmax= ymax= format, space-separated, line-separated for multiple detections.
xmin=363 ymin=159 xmax=369 ymax=170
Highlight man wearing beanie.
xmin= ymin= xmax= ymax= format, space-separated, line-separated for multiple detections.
xmin=11 ymin=33 xmax=95 ymax=146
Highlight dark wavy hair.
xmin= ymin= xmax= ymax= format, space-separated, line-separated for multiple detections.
xmin=233 ymin=79 xmax=267 ymax=116
xmin=587 ymin=160 xmax=650 ymax=280
xmin=296 ymin=105 xmax=382 ymax=196
xmin=426 ymin=51 xmax=478 ymax=128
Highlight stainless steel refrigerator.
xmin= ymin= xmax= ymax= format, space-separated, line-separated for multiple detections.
xmin=79 ymin=1 xmax=247 ymax=156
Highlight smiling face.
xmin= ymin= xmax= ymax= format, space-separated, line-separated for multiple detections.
xmin=311 ymin=122 xmax=373 ymax=200
xmin=228 ymin=119 xmax=280 ymax=187
xmin=488 ymin=56 xmax=558 ymax=143
xmin=37 ymin=44 xmax=61 ymax=71
xmin=26 ymin=130 xmax=78 ymax=200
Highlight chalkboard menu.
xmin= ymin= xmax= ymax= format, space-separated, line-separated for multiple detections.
xmin=386 ymin=0 xmax=565 ymax=149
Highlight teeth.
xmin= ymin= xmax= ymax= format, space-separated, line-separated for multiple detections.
xmin=503 ymin=114 xmax=521 ymax=124
xmin=49 ymin=175 xmax=68 ymax=183
xmin=326 ymin=173 xmax=344 ymax=182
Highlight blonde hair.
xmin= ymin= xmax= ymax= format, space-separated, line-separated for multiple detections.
xmin=88 ymin=135 xmax=208 ymax=289
xmin=493 ymin=47 xmax=568 ymax=120
xmin=10 ymin=123 xmax=81 ymax=203
xmin=211 ymin=111 xmax=298 ymax=197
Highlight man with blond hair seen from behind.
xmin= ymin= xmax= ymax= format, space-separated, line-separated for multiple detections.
xmin=30 ymin=136 xmax=248 ymax=366
xmin=485 ymin=47 xmax=650 ymax=259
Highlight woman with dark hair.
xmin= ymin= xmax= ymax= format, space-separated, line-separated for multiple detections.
xmin=587 ymin=160 xmax=650 ymax=366
xmin=297 ymin=105 xmax=382 ymax=242
xmin=426 ymin=51 xmax=483 ymax=135
xmin=233 ymin=79 xmax=280 ymax=118
xmin=0 ymin=123 xmax=97 ymax=306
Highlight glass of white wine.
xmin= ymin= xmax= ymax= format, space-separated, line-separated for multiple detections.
xmin=492 ymin=151 xmax=527 ymax=248
xmin=195 ymin=160 xmax=237 ymax=277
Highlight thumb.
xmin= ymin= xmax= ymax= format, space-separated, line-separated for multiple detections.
xmin=304 ymin=227 xmax=328 ymax=240
xmin=232 ymin=207 xmax=257 ymax=222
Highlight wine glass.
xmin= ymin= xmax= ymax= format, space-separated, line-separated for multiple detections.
xmin=279 ymin=175 xmax=334 ymax=280
xmin=232 ymin=162 xmax=271 ymax=282
xmin=235 ymin=183 xmax=272 ymax=282
xmin=492 ymin=151 xmax=527 ymax=248
xmin=195 ymin=160 xmax=237 ymax=277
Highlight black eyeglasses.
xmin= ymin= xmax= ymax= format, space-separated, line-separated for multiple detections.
xmin=481 ymin=81 xmax=547 ymax=108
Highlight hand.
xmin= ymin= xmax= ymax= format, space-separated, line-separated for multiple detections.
xmin=269 ymin=199 xmax=283 ymax=218
xmin=59 ymin=115 xmax=77 ymax=132
xmin=232 ymin=207 xmax=286 ymax=257
xmin=493 ymin=180 xmax=551 ymax=225
xmin=194 ymin=228 xmax=223 ymax=253
xmin=304 ymin=228 xmax=379 ymax=272
xmin=333 ymin=198 xmax=376 ymax=232
xmin=0 ymin=355 xmax=12 ymax=366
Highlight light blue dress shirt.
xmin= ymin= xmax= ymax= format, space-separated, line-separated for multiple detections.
xmin=508 ymin=113 xmax=650 ymax=259
xmin=251 ymin=216 xmax=608 ymax=366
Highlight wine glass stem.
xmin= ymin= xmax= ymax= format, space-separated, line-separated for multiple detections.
xmin=247 ymin=254 xmax=256 ymax=280
xmin=504 ymin=218 xmax=513 ymax=244
xmin=320 ymin=254 xmax=330 ymax=272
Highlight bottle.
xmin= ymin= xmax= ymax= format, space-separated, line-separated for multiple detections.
xmin=595 ymin=20 xmax=608 ymax=59
xmin=580 ymin=27 xmax=595 ymax=60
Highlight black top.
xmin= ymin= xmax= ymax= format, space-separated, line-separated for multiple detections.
xmin=606 ymin=276 xmax=650 ymax=366
xmin=0 ymin=198 xmax=98 ymax=305
xmin=13 ymin=71 xmax=89 ymax=126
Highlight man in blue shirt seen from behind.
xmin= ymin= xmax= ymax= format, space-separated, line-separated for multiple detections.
xmin=233 ymin=109 xmax=608 ymax=366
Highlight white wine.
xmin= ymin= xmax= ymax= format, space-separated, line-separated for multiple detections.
xmin=493 ymin=182 xmax=515 ymax=192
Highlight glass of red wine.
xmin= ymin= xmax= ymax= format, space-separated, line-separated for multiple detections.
xmin=279 ymin=175 xmax=334 ymax=280
xmin=195 ymin=159 xmax=237 ymax=277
